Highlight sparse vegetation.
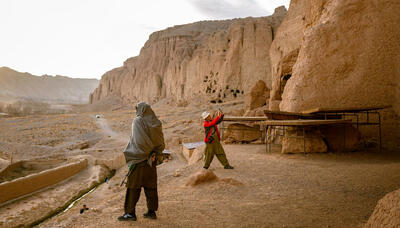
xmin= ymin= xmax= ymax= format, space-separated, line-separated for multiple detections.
xmin=0 ymin=100 xmax=69 ymax=116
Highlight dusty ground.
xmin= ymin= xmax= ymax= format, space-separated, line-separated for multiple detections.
xmin=0 ymin=112 xmax=102 ymax=162
xmin=39 ymin=145 xmax=400 ymax=228
xmin=0 ymin=99 xmax=241 ymax=226
xmin=1 ymin=99 xmax=400 ymax=227
xmin=0 ymin=109 xmax=124 ymax=227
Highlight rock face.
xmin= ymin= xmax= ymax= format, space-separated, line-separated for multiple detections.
xmin=244 ymin=80 xmax=270 ymax=110
xmin=90 ymin=7 xmax=287 ymax=105
xmin=269 ymin=0 xmax=306 ymax=103
xmin=366 ymin=188 xmax=400 ymax=227
xmin=281 ymin=128 xmax=327 ymax=154
xmin=274 ymin=124 xmax=361 ymax=154
xmin=224 ymin=123 xmax=261 ymax=143
xmin=320 ymin=124 xmax=361 ymax=152
xmin=244 ymin=106 xmax=267 ymax=117
xmin=188 ymin=144 xmax=205 ymax=166
xmin=269 ymin=0 xmax=400 ymax=150
xmin=0 ymin=67 xmax=98 ymax=104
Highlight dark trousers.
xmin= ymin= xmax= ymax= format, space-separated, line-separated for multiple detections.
xmin=124 ymin=187 xmax=158 ymax=214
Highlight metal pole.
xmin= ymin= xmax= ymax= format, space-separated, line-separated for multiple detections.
xmin=265 ymin=125 xmax=268 ymax=152
xmin=378 ymin=112 xmax=382 ymax=151
xmin=265 ymin=125 xmax=268 ymax=153
xmin=270 ymin=126 xmax=273 ymax=153
xmin=303 ymin=127 xmax=306 ymax=154
xmin=356 ymin=114 xmax=359 ymax=130
xmin=343 ymin=123 xmax=346 ymax=153
xmin=260 ymin=124 xmax=265 ymax=144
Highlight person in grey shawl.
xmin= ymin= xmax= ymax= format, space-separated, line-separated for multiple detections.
xmin=118 ymin=102 xmax=165 ymax=221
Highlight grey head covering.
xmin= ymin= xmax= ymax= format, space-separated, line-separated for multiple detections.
xmin=136 ymin=102 xmax=162 ymax=128
xmin=123 ymin=102 xmax=165 ymax=166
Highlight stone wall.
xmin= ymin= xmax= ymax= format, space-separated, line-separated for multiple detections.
xmin=0 ymin=160 xmax=87 ymax=205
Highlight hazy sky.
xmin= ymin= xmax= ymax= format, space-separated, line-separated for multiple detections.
xmin=0 ymin=0 xmax=289 ymax=79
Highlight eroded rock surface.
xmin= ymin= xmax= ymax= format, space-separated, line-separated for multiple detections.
xmin=224 ymin=123 xmax=261 ymax=144
xmin=269 ymin=0 xmax=306 ymax=104
xmin=320 ymin=124 xmax=361 ymax=152
xmin=188 ymin=145 xmax=205 ymax=166
xmin=90 ymin=7 xmax=287 ymax=105
xmin=244 ymin=80 xmax=270 ymax=110
xmin=366 ymin=188 xmax=400 ymax=228
xmin=281 ymin=128 xmax=327 ymax=154
xmin=269 ymin=0 xmax=400 ymax=150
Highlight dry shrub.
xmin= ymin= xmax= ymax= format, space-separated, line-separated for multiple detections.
xmin=0 ymin=100 xmax=66 ymax=116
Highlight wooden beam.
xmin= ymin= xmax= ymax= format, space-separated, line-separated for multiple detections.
xmin=301 ymin=106 xmax=391 ymax=114
xmin=223 ymin=116 xmax=268 ymax=121
xmin=262 ymin=119 xmax=351 ymax=126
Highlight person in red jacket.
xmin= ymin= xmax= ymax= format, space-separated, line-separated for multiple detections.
xmin=202 ymin=110 xmax=233 ymax=169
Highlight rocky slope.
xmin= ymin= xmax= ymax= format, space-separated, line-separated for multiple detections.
xmin=269 ymin=0 xmax=400 ymax=150
xmin=0 ymin=67 xmax=99 ymax=104
xmin=90 ymin=7 xmax=287 ymax=106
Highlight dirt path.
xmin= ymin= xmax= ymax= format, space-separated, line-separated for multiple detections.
xmin=0 ymin=114 xmax=127 ymax=227
xmin=95 ymin=116 xmax=128 ymax=142
xmin=40 ymin=145 xmax=400 ymax=228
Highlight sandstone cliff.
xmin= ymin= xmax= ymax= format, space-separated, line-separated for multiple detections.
xmin=269 ymin=0 xmax=306 ymax=110
xmin=90 ymin=7 xmax=287 ymax=106
xmin=0 ymin=67 xmax=99 ymax=104
xmin=269 ymin=0 xmax=400 ymax=149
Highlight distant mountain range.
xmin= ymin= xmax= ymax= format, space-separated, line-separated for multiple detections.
xmin=0 ymin=67 xmax=99 ymax=104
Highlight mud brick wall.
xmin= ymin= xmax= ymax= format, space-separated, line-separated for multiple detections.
xmin=0 ymin=160 xmax=87 ymax=205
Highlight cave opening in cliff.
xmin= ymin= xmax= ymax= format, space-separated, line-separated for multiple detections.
xmin=279 ymin=74 xmax=292 ymax=97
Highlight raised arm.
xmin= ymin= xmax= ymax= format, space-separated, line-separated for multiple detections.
xmin=203 ymin=114 xmax=224 ymax=127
